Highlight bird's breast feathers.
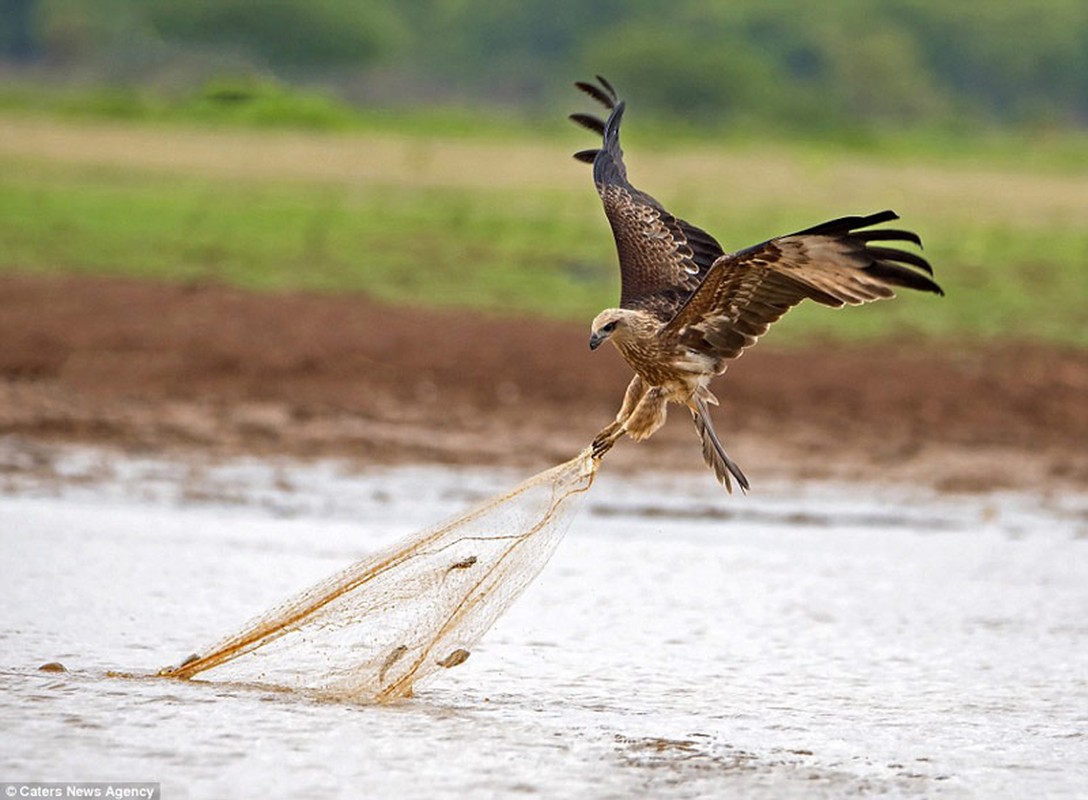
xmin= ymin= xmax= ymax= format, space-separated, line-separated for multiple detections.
xmin=616 ymin=337 xmax=719 ymax=397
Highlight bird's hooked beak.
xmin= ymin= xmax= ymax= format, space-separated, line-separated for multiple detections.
xmin=588 ymin=330 xmax=606 ymax=351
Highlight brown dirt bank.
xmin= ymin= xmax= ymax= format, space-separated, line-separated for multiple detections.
xmin=1 ymin=273 xmax=1085 ymax=493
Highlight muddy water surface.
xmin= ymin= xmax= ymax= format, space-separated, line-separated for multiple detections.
xmin=2 ymin=448 xmax=1086 ymax=798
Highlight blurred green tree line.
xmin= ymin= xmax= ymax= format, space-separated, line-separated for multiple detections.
xmin=2 ymin=0 xmax=1086 ymax=132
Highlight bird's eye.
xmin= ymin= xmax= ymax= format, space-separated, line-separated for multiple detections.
xmin=601 ymin=321 xmax=617 ymax=333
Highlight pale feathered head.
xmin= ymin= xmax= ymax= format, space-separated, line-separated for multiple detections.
xmin=588 ymin=308 xmax=641 ymax=351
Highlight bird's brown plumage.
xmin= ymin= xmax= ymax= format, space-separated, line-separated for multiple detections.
xmin=573 ymin=76 xmax=943 ymax=492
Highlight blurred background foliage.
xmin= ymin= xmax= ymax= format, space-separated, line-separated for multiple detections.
xmin=2 ymin=0 xmax=1086 ymax=134
xmin=1 ymin=0 xmax=1086 ymax=345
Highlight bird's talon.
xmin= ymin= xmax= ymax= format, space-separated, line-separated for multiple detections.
xmin=591 ymin=435 xmax=615 ymax=459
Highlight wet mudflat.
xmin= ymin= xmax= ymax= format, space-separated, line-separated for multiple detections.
xmin=2 ymin=447 xmax=1086 ymax=798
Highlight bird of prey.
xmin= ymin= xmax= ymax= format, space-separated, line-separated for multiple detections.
xmin=571 ymin=76 xmax=943 ymax=492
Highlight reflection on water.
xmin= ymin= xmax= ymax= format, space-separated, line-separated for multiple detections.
xmin=1 ymin=447 xmax=1086 ymax=798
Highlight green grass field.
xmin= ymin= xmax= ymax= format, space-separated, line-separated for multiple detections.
xmin=1 ymin=113 xmax=1086 ymax=345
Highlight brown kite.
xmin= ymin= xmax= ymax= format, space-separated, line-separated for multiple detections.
xmin=572 ymin=76 xmax=943 ymax=492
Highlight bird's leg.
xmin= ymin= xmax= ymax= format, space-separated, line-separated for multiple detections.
xmin=592 ymin=375 xmax=647 ymax=459
xmin=622 ymin=387 xmax=668 ymax=442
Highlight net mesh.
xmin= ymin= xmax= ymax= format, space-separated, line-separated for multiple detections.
xmin=158 ymin=447 xmax=598 ymax=702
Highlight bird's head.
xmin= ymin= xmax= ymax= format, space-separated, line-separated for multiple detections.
xmin=589 ymin=308 xmax=637 ymax=351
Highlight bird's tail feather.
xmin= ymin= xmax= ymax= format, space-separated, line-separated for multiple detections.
xmin=691 ymin=398 xmax=749 ymax=494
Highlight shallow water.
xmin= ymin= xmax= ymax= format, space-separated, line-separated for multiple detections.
xmin=2 ymin=448 xmax=1087 ymax=798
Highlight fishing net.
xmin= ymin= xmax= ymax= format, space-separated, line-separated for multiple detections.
xmin=158 ymin=447 xmax=598 ymax=702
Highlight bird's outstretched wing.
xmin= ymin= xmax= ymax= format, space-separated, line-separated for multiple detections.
xmin=665 ymin=211 xmax=943 ymax=359
xmin=571 ymin=76 xmax=724 ymax=322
